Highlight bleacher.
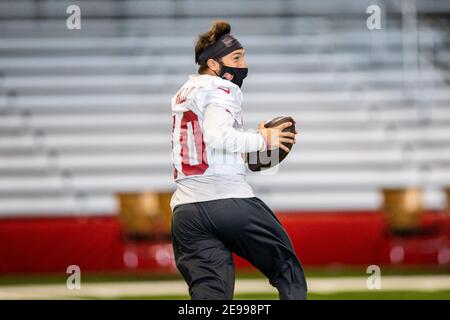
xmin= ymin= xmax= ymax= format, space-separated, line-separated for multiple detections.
xmin=1 ymin=0 xmax=450 ymax=216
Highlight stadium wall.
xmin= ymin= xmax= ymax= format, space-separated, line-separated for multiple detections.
xmin=0 ymin=212 xmax=448 ymax=274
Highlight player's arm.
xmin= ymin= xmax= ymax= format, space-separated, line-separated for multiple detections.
xmin=203 ymin=106 xmax=266 ymax=153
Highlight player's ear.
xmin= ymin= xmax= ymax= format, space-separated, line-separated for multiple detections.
xmin=207 ymin=58 xmax=221 ymax=74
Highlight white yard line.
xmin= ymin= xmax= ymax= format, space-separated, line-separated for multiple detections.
xmin=0 ymin=275 xmax=449 ymax=299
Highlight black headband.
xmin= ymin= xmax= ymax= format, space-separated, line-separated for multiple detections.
xmin=197 ymin=34 xmax=243 ymax=65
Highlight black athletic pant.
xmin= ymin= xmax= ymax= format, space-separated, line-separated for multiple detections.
xmin=171 ymin=197 xmax=307 ymax=300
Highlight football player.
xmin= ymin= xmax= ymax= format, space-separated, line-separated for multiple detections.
xmin=170 ymin=20 xmax=307 ymax=300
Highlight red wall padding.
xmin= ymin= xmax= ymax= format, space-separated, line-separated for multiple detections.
xmin=277 ymin=212 xmax=387 ymax=265
xmin=0 ymin=217 xmax=125 ymax=273
xmin=0 ymin=211 xmax=448 ymax=274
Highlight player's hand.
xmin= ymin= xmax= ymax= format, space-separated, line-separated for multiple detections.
xmin=257 ymin=121 xmax=297 ymax=153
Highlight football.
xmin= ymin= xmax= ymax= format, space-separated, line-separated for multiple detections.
xmin=247 ymin=116 xmax=296 ymax=172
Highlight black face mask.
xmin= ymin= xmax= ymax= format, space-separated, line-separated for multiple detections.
xmin=216 ymin=62 xmax=248 ymax=88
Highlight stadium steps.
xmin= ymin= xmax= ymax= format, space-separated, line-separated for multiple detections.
xmin=0 ymin=2 xmax=449 ymax=214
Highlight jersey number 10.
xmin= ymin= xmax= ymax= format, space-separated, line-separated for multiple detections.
xmin=172 ymin=111 xmax=209 ymax=178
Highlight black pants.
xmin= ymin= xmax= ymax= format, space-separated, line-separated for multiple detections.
xmin=171 ymin=197 xmax=307 ymax=300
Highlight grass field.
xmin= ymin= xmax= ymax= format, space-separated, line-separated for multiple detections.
xmin=110 ymin=291 xmax=450 ymax=300
xmin=0 ymin=266 xmax=448 ymax=300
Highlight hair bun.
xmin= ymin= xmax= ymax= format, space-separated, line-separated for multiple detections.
xmin=195 ymin=20 xmax=231 ymax=64
xmin=209 ymin=20 xmax=231 ymax=40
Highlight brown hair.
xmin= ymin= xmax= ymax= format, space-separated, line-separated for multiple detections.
xmin=195 ymin=20 xmax=231 ymax=74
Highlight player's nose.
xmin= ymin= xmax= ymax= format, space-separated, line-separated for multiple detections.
xmin=240 ymin=58 xmax=248 ymax=68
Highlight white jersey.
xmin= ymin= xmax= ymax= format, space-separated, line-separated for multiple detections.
xmin=170 ymin=74 xmax=266 ymax=210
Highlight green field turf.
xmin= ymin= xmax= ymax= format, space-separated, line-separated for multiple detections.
xmin=0 ymin=266 xmax=448 ymax=300
xmin=83 ymin=290 xmax=450 ymax=300
xmin=0 ymin=265 xmax=448 ymax=286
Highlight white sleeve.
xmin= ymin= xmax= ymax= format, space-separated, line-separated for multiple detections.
xmin=203 ymin=106 xmax=266 ymax=153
